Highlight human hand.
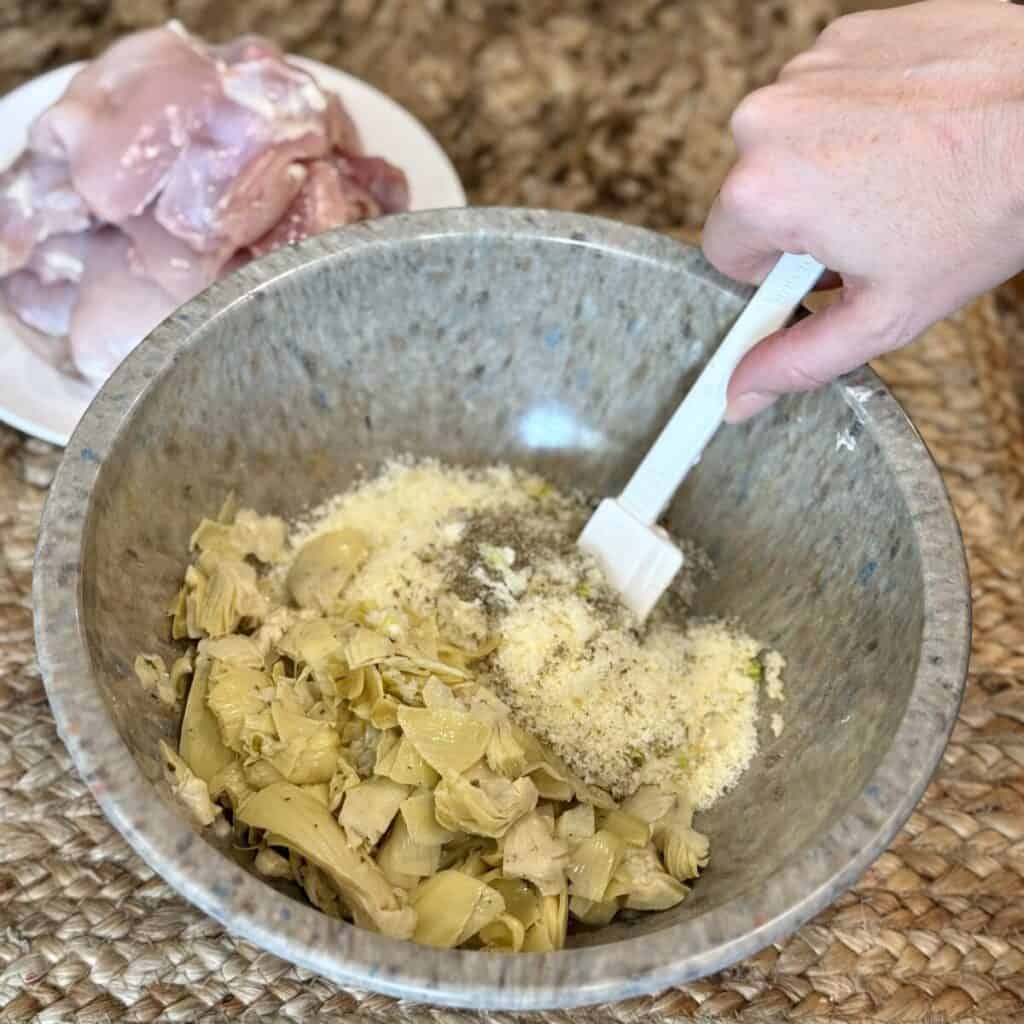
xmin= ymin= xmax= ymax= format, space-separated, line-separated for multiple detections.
xmin=702 ymin=0 xmax=1024 ymax=421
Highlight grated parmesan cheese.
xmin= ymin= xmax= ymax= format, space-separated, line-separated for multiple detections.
xmin=496 ymin=604 xmax=765 ymax=806
xmin=290 ymin=461 xmax=785 ymax=809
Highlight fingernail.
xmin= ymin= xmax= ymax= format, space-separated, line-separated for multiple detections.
xmin=725 ymin=391 xmax=777 ymax=424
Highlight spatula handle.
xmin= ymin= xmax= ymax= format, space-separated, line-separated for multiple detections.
xmin=618 ymin=252 xmax=825 ymax=525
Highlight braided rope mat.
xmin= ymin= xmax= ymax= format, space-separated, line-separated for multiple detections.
xmin=2 ymin=1 xmax=1024 ymax=1020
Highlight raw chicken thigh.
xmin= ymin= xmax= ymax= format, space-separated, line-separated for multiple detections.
xmin=0 ymin=21 xmax=409 ymax=385
xmin=0 ymin=156 xmax=90 ymax=275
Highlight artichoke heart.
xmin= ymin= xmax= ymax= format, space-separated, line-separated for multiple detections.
xmin=339 ymin=777 xmax=410 ymax=847
xmin=206 ymin=665 xmax=271 ymax=751
xmin=613 ymin=846 xmax=689 ymax=911
xmin=653 ymin=800 xmax=710 ymax=883
xmin=134 ymin=653 xmax=174 ymax=707
xmin=411 ymin=870 xmax=505 ymax=948
xmin=180 ymin=653 xmax=234 ymax=783
xmin=567 ymin=829 xmax=625 ymax=902
xmin=397 ymin=706 xmax=492 ymax=776
xmin=191 ymin=508 xmax=287 ymax=564
xmin=160 ymin=740 xmax=220 ymax=827
xmin=287 ymin=529 xmax=369 ymax=611
xmin=501 ymin=810 xmax=569 ymax=895
xmin=555 ymin=803 xmax=595 ymax=844
xmin=433 ymin=770 xmax=537 ymax=839
xmin=377 ymin=814 xmax=441 ymax=888
xmin=268 ymin=700 xmax=340 ymax=784
xmin=238 ymin=782 xmax=415 ymax=939
xmin=400 ymin=792 xmax=456 ymax=846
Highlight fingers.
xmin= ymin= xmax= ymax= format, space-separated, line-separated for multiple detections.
xmin=724 ymin=287 xmax=913 ymax=422
xmin=701 ymin=194 xmax=780 ymax=285
xmin=702 ymin=149 xmax=813 ymax=285
xmin=777 ymin=49 xmax=836 ymax=82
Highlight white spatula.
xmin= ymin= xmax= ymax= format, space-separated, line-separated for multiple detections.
xmin=578 ymin=252 xmax=825 ymax=621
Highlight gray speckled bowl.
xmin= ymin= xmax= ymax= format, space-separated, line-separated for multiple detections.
xmin=33 ymin=209 xmax=970 ymax=1010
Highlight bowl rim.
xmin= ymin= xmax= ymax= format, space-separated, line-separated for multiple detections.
xmin=33 ymin=208 xmax=971 ymax=1010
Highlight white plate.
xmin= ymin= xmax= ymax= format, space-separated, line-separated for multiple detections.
xmin=0 ymin=58 xmax=466 ymax=447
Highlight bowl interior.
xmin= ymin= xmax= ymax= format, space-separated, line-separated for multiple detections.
xmin=77 ymin=219 xmax=924 ymax=947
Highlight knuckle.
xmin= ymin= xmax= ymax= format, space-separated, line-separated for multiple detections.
xmin=778 ymin=50 xmax=827 ymax=81
xmin=731 ymin=82 xmax=807 ymax=148
xmin=717 ymin=159 xmax=773 ymax=222
xmin=729 ymin=86 xmax=776 ymax=141
xmin=700 ymin=232 xmax=742 ymax=281
xmin=700 ymin=228 xmax=734 ymax=277
xmin=818 ymin=11 xmax=872 ymax=45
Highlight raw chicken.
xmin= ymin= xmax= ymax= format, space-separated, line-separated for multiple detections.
xmin=248 ymin=151 xmax=414 ymax=256
xmin=1 ymin=310 xmax=74 ymax=373
xmin=248 ymin=157 xmax=379 ymax=256
xmin=1 ymin=270 xmax=77 ymax=337
xmin=344 ymin=155 xmax=410 ymax=214
xmin=215 ymin=35 xmax=285 ymax=65
xmin=326 ymin=92 xmax=363 ymax=154
xmin=1 ymin=232 xmax=86 ymax=365
xmin=154 ymin=109 xmax=312 ymax=256
xmin=0 ymin=154 xmax=91 ymax=275
xmin=1 ymin=231 xmax=88 ymax=335
xmin=69 ymin=228 xmax=177 ymax=384
xmin=121 ymin=208 xmax=227 ymax=303
xmin=155 ymin=52 xmax=334 ymax=253
xmin=25 ymin=232 xmax=88 ymax=284
xmin=29 ymin=24 xmax=222 ymax=223
xmin=0 ymin=21 xmax=410 ymax=388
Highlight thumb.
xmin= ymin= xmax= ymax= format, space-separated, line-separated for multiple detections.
xmin=724 ymin=288 xmax=909 ymax=422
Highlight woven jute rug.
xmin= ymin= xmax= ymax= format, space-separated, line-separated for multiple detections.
xmin=3 ymin=1 xmax=1024 ymax=1020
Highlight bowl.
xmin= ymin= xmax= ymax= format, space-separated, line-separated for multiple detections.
xmin=33 ymin=208 xmax=970 ymax=1010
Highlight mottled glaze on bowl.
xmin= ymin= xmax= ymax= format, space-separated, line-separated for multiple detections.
xmin=33 ymin=209 xmax=970 ymax=1010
